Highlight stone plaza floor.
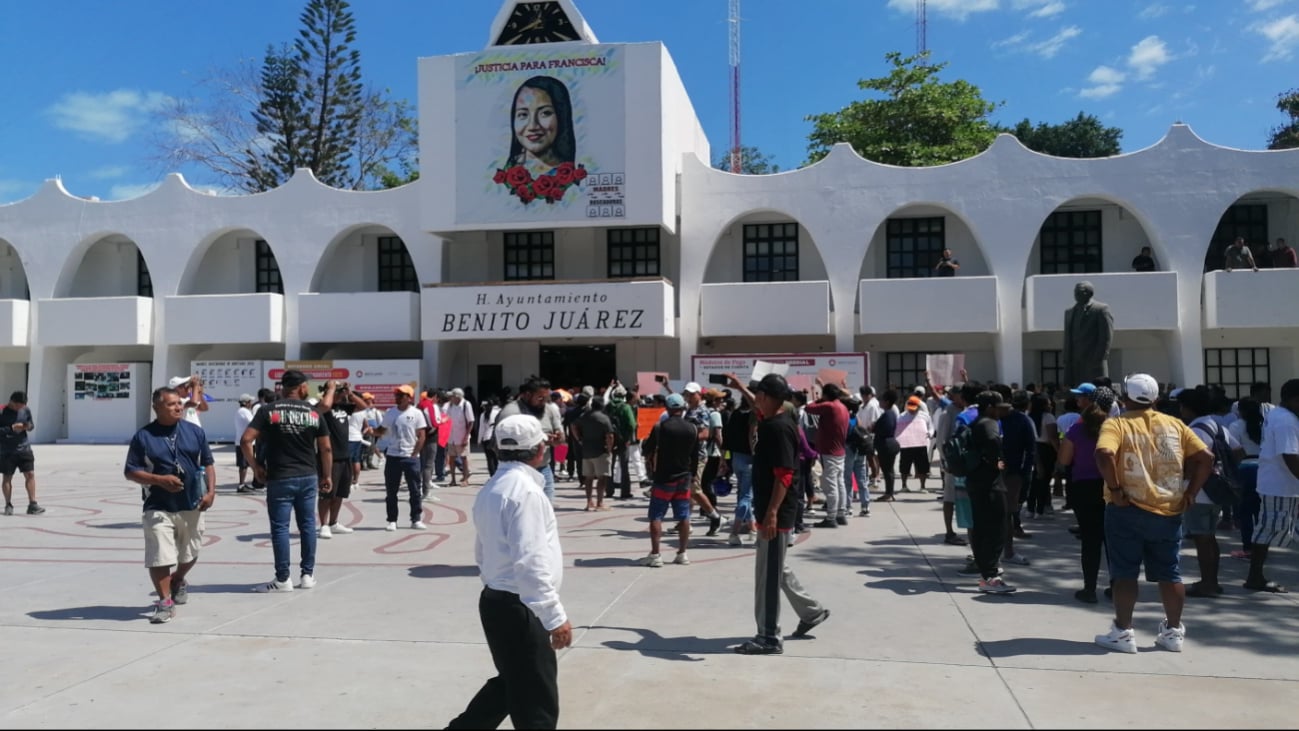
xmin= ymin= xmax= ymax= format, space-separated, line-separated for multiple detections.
xmin=3 ymin=444 xmax=1299 ymax=729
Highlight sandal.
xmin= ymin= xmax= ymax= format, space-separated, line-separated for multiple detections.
xmin=944 ymin=533 xmax=968 ymax=546
xmin=1185 ymin=581 xmax=1223 ymax=598
xmin=1230 ymin=549 xmax=1252 ymax=560
xmin=1244 ymin=580 xmax=1288 ymax=593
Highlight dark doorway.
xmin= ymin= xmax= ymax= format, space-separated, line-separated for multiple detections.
xmin=539 ymin=345 xmax=616 ymax=390
xmin=477 ymin=364 xmax=504 ymax=402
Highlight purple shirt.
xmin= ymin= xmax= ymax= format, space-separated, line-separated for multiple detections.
xmin=1066 ymin=422 xmax=1102 ymax=481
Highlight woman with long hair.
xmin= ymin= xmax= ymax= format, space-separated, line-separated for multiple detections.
xmin=508 ymin=76 xmax=576 ymax=175
xmin=1228 ymin=397 xmax=1265 ymax=559
xmin=1056 ymin=386 xmax=1116 ymax=603
xmin=873 ymin=390 xmax=901 ymax=502
xmin=1027 ymin=393 xmax=1058 ymax=517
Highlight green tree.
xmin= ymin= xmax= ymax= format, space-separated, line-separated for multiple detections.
xmin=1268 ymin=88 xmax=1299 ymax=150
xmin=713 ymin=145 xmax=781 ymax=174
xmin=1004 ymin=112 xmax=1123 ymax=158
xmin=248 ymin=44 xmax=307 ymax=192
xmin=294 ymin=0 xmax=363 ymax=188
xmin=805 ymin=51 xmax=1001 ymax=166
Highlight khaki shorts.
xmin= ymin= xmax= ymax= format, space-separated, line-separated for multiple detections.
xmin=143 ymin=509 xmax=204 ymax=568
xmin=582 ymin=454 xmax=611 ymax=477
xmin=448 ymin=442 xmax=468 ymax=458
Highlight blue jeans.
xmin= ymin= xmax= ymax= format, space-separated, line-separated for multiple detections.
xmin=731 ymin=453 xmax=754 ymax=526
xmin=845 ymin=446 xmax=869 ymax=508
xmin=540 ymin=464 xmax=555 ymax=502
xmin=385 ymin=455 xmax=423 ymax=523
xmin=435 ymin=443 xmax=448 ymax=481
xmin=267 ymin=475 xmax=318 ymax=582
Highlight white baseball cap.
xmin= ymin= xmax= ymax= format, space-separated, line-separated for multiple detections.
xmin=168 ymin=376 xmax=191 ymax=389
xmin=496 ymin=414 xmax=546 ymax=450
xmin=683 ymin=382 xmax=703 ymax=394
xmin=1123 ymin=373 xmax=1160 ymax=405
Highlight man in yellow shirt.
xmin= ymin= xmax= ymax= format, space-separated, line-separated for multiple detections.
xmin=1093 ymin=373 xmax=1212 ymax=654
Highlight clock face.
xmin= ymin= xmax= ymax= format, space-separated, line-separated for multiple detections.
xmin=495 ymin=1 xmax=579 ymax=45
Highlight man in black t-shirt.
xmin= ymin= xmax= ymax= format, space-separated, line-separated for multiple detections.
xmin=736 ymin=374 xmax=830 ymax=656
xmin=316 ymin=381 xmax=363 ymax=540
xmin=640 ymin=394 xmax=699 ymax=567
xmin=0 ymin=391 xmax=41 ymax=515
xmin=576 ymin=398 xmax=615 ymax=511
xmin=241 ymin=370 xmax=332 ymax=593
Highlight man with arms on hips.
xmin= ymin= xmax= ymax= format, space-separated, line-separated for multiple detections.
xmin=381 ymin=384 xmax=433 ymax=532
xmin=316 ymin=381 xmax=363 ymax=539
xmin=446 ymin=387 xmax=476 ymax=486
xmin=234 ymin=394 xmax=256 ymax=493
xmin=1094 ymin=373 xmax=1212 ymax=653
xmin=125 ymin=386 xmax=216 ymax=624
xmin=446 ymin=415 xmax=572 ymax=731
xmin=1245 ymin=378 xmax=1299 ymax=593
xmin=240 ymin=370 xmax=332 ymax=593
xmin=168 ymin=375 xmax=208 ymax=427
xmin=640 ymin=394 xmax=698 ymax=567
xmin=0 ymin=391 xmax=42 ymax=515
xmin=735 ymin=373 xmax=830 ymax=655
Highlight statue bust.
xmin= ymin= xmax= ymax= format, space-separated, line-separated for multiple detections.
xmin=1062 ymin=281 xmax=1114 ymax=387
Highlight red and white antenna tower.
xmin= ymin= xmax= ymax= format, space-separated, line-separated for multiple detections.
xmin=916 ymin=0 xmax=928 ymax=55
xmin=728 ymin=0 xmax=742 ymax=173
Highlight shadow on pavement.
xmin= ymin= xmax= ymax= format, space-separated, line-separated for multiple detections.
xmin=408 ymin=564 xmax=480 ymax=579
xmin=87 ymin=522 xmax=143 ymax=530
xmin=28 ymin=605 xmax=147 ymax=622
xmin=978 ymin=637 xmax=1109 ymax=658
xmin=588 ymin=626 xmax=750 ymax=661
xmin=573 ymin=557 xmax=641 ymax=568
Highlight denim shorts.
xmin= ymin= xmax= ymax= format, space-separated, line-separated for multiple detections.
xmin=1105 ymin=504 xmax=1183 ymax=583
xmin=649 ymin=479 xmax=691 ymax=523
xmin=1182 ymin=502 xmax=1221 ymax=537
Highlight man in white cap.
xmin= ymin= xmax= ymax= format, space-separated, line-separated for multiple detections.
xmin=445 ymin=387 xmax=476 ymax=486
xmin=446 ymin=414 xmax=571 ymax=730
xmin=169 ymin=376 xmax=208 ymax=427
xmin=234 ymin=394 xmax=256 ymax=492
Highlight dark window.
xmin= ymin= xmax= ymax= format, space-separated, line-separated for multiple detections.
xmin=607 ymin=228 xmax=660 ymax=278
xmin=742 ymin=222 xmax=799 ymax=282
xmin=1039 ymin=210 xmax=1103 ymax=274
xmin=255 ymin=240 xmax=283 ymax=294
xmin=885 ymin=352 xmax=931 ymax=392
xmin=886 ymin=217 xmax=945 ymax=279
xmin=1204 ymin=348 xmax=1270 ymax=401
xmin=136 ymin=250 xmax=153 ymax=298
xmin=377 ymin=236 xmax=419 ymax=293
xmin=1040 ymin=350 xmax=1063 ymax=390
xmin=1205 ymin=204 xmax=1267 ymax=272
xmin=504 ymin=231 xmax=555 ymax=281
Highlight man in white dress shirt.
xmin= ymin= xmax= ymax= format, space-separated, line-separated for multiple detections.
xmin=446 ymin=414 xmax=572 ymax=730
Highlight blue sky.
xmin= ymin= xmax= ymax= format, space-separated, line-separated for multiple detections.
xmin=2 ymin=0 xmax=1296 ymax=202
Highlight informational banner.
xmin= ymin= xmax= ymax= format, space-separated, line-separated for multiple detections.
xmin=422 ymin=279 xmax=673 ymax=341
xmin=192 ymin=360 xmax=265 ymax=443
xmin=67 ymin=363 xmax=151 ymax=443
xmin=71 ymin=363 xmax=132 ymax=401
xmin=455 ymin=45 xmax=625 ymax=225
xmin=263 ymin=360 xmax=421 ymax=409
xmin=692 ymin=353 xmax=870 ymax=404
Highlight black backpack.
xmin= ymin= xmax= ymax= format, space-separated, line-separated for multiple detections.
xmin=1191 ymin=420 xmax=1241 ymax=508
xmin=847 ymin=417 xmax=874 ymax=452
xmin=940 ymin=420 xmax=980 ymax=477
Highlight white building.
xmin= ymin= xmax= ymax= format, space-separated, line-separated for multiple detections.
xmin=2 ymin=0 xmax=1298 ymax=442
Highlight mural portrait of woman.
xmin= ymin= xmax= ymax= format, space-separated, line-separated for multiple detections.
xmin=494 ymin=75 xmax=587 ymax=205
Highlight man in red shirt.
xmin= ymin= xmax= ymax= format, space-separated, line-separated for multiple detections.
xmin=805 ymin=383 xmax=850 ymax=528
xmin=1272 ymin=238 xmax=1297 ymax=269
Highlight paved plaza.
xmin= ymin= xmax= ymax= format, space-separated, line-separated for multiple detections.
xmin=3 ymin=445 xmax=1299 ymax=729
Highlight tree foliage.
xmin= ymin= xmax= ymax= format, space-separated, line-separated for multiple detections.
xmin=152 ymin=0 xmax=415 ymax=192
xmin=712 ymin=145 xmax=781 ymax=175
xmin=805 ymin=52 xmax=1001 ymax=167
xmin=1268 ymin=88 xmax=1299 ymax=150
xmin=1003 ymin=112 xmax=1123 ymax=158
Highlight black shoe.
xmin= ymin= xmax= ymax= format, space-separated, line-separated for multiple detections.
xmin=1075 ymin=588 xmax=1098 ymax=604
xmin=794 ymin=525 xmax=808 ymax=534
xmin=812 ymin=518 xmax=838 ymax=529
xmin=1103 ymin=586 xmax=1113 ymax=600
xmin=835 ymin=516 xmax=848 ymax=526
xmin=735 ymin=639 xmax=783 ymax=655
xmin=793 ymin=608 xmax=830 ymax=638
xmin=707 ymin=514 xmax=722 ymax=536
xmin=618 ymin=492 xmax=633 ymax=500
xmin=26 ymin=503 xmax=45 ymax=515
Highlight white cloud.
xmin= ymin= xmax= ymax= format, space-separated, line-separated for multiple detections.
xmin=1127 ymin=35 xmax=1172 ymax=79
xmin=993 ymin=30 xmax=1033 ymax=48
xmin=46 ymin=90 xmax=170 ymax=144
xmin=1254 ymin=13 xmax=1299 ymax=60
xmin=888 ymin=0 xmax=999 ymax=21
xmin=1017 ymin=0 xmax=1068 ymax=18
xmin=1139 ymin=3 xmax=1171 ymax=18
xmin=87 ymin=165 xmax=129 ymax=180
xmin=1029 ymin=25 xmax=1082 ymax=57
xmin=1080 ymin=65 xmax=1126 ymax=98
xmin=108 ymin=182 xmax=161 ymax=201
xmin=1247 ymin=0 xmax=1288 ymax=12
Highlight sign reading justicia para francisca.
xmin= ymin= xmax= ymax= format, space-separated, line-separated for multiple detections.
xmin=422 ymin=279 xmax=674 ymax=341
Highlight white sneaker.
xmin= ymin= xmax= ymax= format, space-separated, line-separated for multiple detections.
xmin=1094 ymin=623 xmax=1138 ymax=654
xmin=425 ymin=493 xmax=442 ymax=503
xmin=674 ymin=551 xmax=690 ymax=565
xmin=318 ymin=524 xmax=332 ymax=539
xmin=299 ymin=573 xmax=317 ymax=590
xmin=385 ymin=522 xmax=397 ymax=532
xmin=412 ymin=521 xmax=428 ymax=530
xmin=1155 ymin=620 xmax=1185 ymax=652
xmin=727 ymin=534 xmax=742 ymax=546
xmin=639 ymin=553 xmax=663 ymax=568
xmin=1005 ymin=553 xmax=1030 ymax=566
xmin=256 ymin=578 xmax=294 ymax=593
xmin=329 ymin=523 xmax=353 ymax=534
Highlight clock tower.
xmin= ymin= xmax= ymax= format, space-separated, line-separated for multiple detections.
xmin=488 ymin=0 xmax=597 ymax=47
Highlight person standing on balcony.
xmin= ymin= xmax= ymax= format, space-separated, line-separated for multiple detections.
xmin=1271 ymin=238 xmax=1297 ymax=269
xmin=1131 ymin=246 xmax=1158 ymax=272
xmin=934 ymin=248 xmax=960 ymax=277
xmin=1224 ymin=237 xmax=1259 ymax=272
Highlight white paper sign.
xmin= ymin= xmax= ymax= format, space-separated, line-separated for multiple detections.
xmin=692 ymin=353 xmax=870 ymax=405
xmin=925 ymin=354 xmax=966 ymax=388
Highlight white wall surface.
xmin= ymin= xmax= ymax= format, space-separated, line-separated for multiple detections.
xmin=66 ymin=237 xmax=142 ymax=297
xmin=1025 ymin=271 xmax=1179 ymax=331
xmin=859 ymin=276 xmax=999 ymax=334
xmin=1026 ymin=201 xmax=1154 ymax=275
xmin=704 ymin=219 xmax=829 ymax=287
xmin=699 ymin=281 xmax=831 ymax=337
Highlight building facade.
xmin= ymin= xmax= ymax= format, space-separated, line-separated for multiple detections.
xmin=1 ymin=0 xmax=1298 ymax=442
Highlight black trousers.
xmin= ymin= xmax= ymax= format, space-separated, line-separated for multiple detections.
xmin=968 ymin=485 xmax=1007 ymax=580
xmin=1028 ymin=443 xmax=1056 ymax=513
xmin=877 ymin=439 xmax=900 ymax=496
xmin=1070 ymin=478 xmax=1107 ymax=591
xmin=446 ymin=589 xmax=559 ymax=730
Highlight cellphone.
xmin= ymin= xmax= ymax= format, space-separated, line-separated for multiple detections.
xmin=654 ymin=374 xmax=668 ymax=383
xmin=708 ymin=373 xmax=729 ymax=386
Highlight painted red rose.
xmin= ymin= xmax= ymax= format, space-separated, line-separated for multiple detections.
xmin=505 ymin=166 xmax=531 ymax=188
xmin=515 ymin=185 xmax=537 ymax=204
xmin=493 ymin=169 xmax=507 ymax=185
xmin=553 ymin=162 xmax=575 ymax=186
xmin=573 ymin=165 xmax=588 ymax=182
xmin=533 ymin=174 xmax=558 ymax=198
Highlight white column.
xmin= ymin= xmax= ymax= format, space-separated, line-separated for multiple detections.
xmin=27 ymin=345 xmax=66 ymax=443
xmin=830 ymin=274 xmax=858 ymax=354
xmin=676 ymin=287 xmax=698 ymax=379
xmin=995 ymin=278 xmax=1025 ymax=385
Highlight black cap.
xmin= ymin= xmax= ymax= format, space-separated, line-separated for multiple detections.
xmin=753 ymin=373 xmax=791 ymax=399
xmin=975 ymin=390 xmax=1005 ymax=410
xmin=280 ymin=370 xmax=308 ymax=389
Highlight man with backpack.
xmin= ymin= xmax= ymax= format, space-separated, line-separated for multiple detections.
xmin=937 ymin=385 xmax=977 ymax=547
xmin=1178 ymin=387 xmax=1245 ymax=598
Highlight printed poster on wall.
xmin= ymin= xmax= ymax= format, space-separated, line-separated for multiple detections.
xmin=72 ymin=364 xmax=132 ymax=400
xmin=263 ymin=360 xmax=421 ymax=409
xmin=192 ymin=360 xmax=265 ymax=443
xmin=456 ymin=45 xmax=625 ymax=225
